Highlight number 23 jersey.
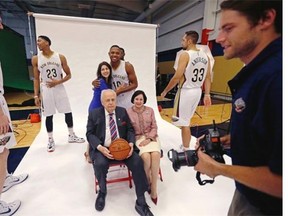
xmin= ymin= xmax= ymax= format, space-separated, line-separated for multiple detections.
xmin=37 ymin=52 xmax=62 ymax=82
xmin=180 ymin=49 xmax=209 ymax=89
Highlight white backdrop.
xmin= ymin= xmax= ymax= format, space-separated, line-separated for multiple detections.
xmin=32 ymin=13 xmax=189 ymax=158
xmin=33 ymin=13 xmax=158 ymax=122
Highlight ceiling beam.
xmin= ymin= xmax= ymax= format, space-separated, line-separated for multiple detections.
xmin=93 ymin=0 xmax=147 ymax=13
xmin=134 ymin=0 xmax=170 ymax=22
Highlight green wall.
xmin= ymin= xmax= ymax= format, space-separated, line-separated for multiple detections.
xmin=0 ymin=29 xmax=33 ymax=91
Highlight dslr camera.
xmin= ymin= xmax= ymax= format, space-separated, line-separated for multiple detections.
xmin=168 ymin=120 xmax=225 ymax=172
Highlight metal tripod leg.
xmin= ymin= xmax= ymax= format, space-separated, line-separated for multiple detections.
xmin=195 ymin=111 xmax=202 ymax=119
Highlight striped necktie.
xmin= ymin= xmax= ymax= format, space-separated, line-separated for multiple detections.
xmin=109 ymin=113 xmax=117 ymax=141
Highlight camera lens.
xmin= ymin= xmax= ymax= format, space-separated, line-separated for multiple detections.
xmin=168 ymin=149 xmax=198 ymax=171
xmin=168 ymin=149 xmax=181 ymax=171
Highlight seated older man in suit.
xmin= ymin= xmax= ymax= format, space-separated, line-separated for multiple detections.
xmin=86 ymin=89 xmax=153 ymax=216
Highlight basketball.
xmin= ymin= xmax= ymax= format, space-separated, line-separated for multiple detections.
xmin=109 ymin=138 xmax=131 ymax=160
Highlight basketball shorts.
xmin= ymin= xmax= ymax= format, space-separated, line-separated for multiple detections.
xmin=40 ymin=83 xmax=72 ymax=116
xmin=172 ymin=87 xmax=202 ymax=127
xmin=0 ymin=94 xmax=16 ymax=152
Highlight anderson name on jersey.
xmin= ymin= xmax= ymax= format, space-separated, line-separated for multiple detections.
xmin=180 ymin=50 xmax=209 ymax=89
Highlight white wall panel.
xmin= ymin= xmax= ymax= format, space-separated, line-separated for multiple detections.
xmin=33 ymin=13 xmax=158 ymax=123
xmin=155 ymin=0 xmax=205 ymax=52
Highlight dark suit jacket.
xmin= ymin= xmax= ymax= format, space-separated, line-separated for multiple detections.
xmin=86 ymin=106 xmax=137 ymax=161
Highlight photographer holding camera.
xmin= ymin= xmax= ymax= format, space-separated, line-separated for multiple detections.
xmin=194 ymin=0 xmax=282 ymax=215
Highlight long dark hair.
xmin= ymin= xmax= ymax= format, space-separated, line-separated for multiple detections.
xmin=96 ymin=61 xmax=112 ymax=88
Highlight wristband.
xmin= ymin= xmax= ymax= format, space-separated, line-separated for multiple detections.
xmin=204 ymin=94 xmax=210 ymax=97
xmin=34 ymin=95 xmax=39 ymax=99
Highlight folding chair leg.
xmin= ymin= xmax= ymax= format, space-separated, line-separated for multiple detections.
xmin=94 ymin=163 xmax=133 ymax=193
xmin=128 ymin=170 xmax=133 ymax=188
xmin=159 ymin=167 xmax=163 ymax=182
xmin=95 ymin=177 xmax=99 ymax=194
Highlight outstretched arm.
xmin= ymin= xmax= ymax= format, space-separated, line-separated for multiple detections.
xmin=194 ymin=150 xmax=282 ymax=198
xmin=160 ymin=52 xmax=188 ymax=98
xmin=31 ymin=56 xmax=41 ymax=107
xmin=0 ymin=106 xmax=10 ymax=134
xmin=203 ymin=59 xmax=212 ymax=106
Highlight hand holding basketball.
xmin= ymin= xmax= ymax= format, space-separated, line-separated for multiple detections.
xmin=109 ymin=138 xmax=131 ymax=160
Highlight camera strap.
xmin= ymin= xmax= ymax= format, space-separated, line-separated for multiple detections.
xmin=194 ymin=146 xmax=215 ymax=185
xmin=196 ymin=171 xmax=215 ymax=185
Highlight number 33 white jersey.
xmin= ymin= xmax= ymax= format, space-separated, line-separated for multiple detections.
xmin=180 ymin=49 xmax=209 ymax=89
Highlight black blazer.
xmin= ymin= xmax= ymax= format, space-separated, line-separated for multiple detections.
xmin=86 ymin=106 xmax=137 ymax=160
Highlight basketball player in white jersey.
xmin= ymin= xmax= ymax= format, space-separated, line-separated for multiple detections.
xmin=32 ymin=35 xmax=85 ymax=152
xmin=0 ymin=15 xmax=29 ymax=216
xmin=161 ymin=31 xmax=211 ymax=151
xmin=92 ymin=45 xmax=138 ymax=109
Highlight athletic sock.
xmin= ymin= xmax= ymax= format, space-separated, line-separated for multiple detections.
xmin=48 ymin=132 xmax=53 ymax=140
xmin=68 ymin=128 xmax=74 ymax=136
